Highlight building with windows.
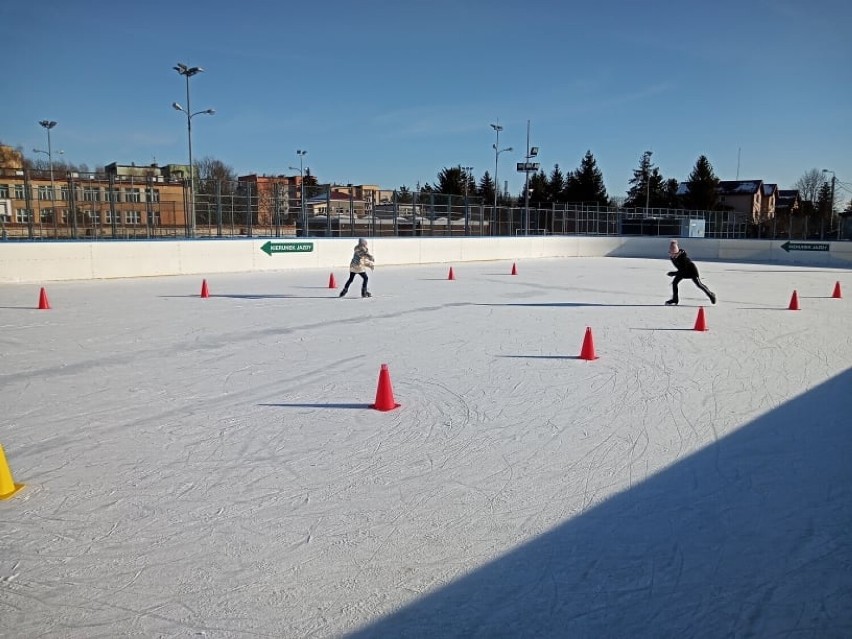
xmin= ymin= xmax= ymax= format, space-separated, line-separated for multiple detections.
xmin=0 ymin=148 xmax=187 ymax=239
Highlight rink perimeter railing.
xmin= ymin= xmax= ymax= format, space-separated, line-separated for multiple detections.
xmin=2 ymin=175 xmax=844 ymax=242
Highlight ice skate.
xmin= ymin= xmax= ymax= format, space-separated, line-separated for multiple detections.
xmin=362 ymin=290 xmax=372 ymax=298
xmin=709 ymin=292 xmax=716 ymax=305
xmin=339 ymin=287 xmax=349 ymax=298
xmin=665 ymin=299 xmax=678 ymax=306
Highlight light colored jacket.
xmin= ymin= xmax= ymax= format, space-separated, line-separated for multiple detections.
xmin=349 ymin=245 xmax=375 ymax=273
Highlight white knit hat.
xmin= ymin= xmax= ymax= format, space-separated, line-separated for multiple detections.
xmin=358 ymin=238 xmax=368 ymax=247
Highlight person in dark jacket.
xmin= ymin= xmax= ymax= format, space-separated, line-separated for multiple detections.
xmin=666 ymin=239 xmax=716 ymax=305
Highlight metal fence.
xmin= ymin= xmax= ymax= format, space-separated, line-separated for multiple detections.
xmin=1 ymin=174 xmax=843 ymax=241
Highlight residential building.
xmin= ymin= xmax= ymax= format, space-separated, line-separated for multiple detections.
xmin=717 ymin=180 xmax=771 ymax=224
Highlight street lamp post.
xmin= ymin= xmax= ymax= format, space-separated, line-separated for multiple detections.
xmin=822 ymin=169 xmax=837 ymax=239
xmin=290 ymin=149 xmax=308 ymax=236
xmin=173 ymin=63 xmax=214 ymax=237
xmin=461 ymin=166 xmax=473 ymax=235
xmin=32 ymin=146 xmax=64 ymax=202
xmin=490 ymin=123 xmax=513 ymax=210
xmin=288 ymin=162 xmax=305 ymax=235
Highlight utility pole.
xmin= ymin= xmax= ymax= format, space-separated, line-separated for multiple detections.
xmin=644 ymin=150 xmax=653 ymax=214
xmin=515 ymin=121 xmax=539 ymax=236
xmin=822 ymin=169 xmax=837 ymax=239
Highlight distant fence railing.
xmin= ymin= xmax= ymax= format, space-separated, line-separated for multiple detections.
xmin=0 ymin=175 xmax=843 ymax=240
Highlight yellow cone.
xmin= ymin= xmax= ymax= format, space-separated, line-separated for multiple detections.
xmin=0 ymin=444 xmax=24 ymax=500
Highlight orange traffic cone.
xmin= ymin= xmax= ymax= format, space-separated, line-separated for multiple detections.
xmin=37 ymin=287 xmax=50 ymax=310
xmin=448 ymin=266 xmax=455 ymax=281
xmin=832 ymin=281 xmax=842 ymax=299
xmin=372 ymin=364 xmax=401 ymax=411
xmin=788 ymin=290 xmax=800 ymax=311
xmin=579 ymin=327 xmax=598 ymax=361
xmin=328 ymin=273 xmax=337 ymax=289
xmin=693 ymin=306 xmax=708 ymax=331
xmin=511 ymin=262 xmax=518 ymax=276
xmin=0 ymin=444 xmax=25 ymax=500
xmin=200 ymin=279 xmax=210 ymax=299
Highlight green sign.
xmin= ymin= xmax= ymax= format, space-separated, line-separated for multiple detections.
xmin=260 ymin=241 xmax=314 ymax=256
xmin=780 ymin=241 xmax=830 ymax=253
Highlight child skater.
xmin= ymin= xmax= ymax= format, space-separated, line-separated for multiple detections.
xmin=340 ymin=238 xmax=375 ymax=298
xmin=666 ymin=239 xmax=716 ymax=305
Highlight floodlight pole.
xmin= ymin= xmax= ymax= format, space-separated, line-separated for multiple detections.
xmin=173 ymin=63 xmax=213 ymax=237
xmin=37 ymin=120 xmax=58 ymax=201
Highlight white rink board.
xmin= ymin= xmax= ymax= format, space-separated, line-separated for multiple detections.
xmin=1 ymin=236 xmax=850 ymax=282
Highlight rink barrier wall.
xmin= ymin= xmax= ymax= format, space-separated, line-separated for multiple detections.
xmin=1 ymin=237 xmax=850 ymax=283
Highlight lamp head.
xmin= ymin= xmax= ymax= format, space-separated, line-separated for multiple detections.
xmin=174 ymin=63 xmax=204 ymax=77
xmin=490 ymin=123 xmax=503 ymax=132
xmin=204 ymin=109 xmax=215 ymax=115
xmin=39 ymin=120 xmax=57 ymax=130
xmin=172 ymin=102 xmax=184 ymax=112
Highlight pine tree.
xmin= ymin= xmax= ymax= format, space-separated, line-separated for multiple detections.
xmin=547 ymin=165 xmax=565 ymax=203
xmin=662 ymin=178 xmax=681 ymax=209
xmin=436 ymin=167 xmax=466 ymax=196
xmin=528 ymin=170 xmax=549 ymax=206
xmin=625 ymin=151 xmax=654 ymax=209
xmin=681 ymin=155 xmax=720 ymax=211
xmin=566 ymin=150 xmax=609 ymax=206
xmin=477 ymin=171 xmax=496 ymax=205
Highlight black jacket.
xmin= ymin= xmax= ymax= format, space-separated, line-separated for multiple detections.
xmin=669 ymin=249 xmax=700 ymax=279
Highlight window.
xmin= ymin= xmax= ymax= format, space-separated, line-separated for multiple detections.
xmin=87 ymin=210 xmax=101 ymax=224
xmin=0 ymin=204 xmax=10 ymax=223
xmin=126 ymin=211 xmax=141 ymax=225
xmin=105 ymin=189 xmax=119 ymax=203
xmin=105 ymin=210 xmax=120 ymax=224
xmin=125 ymin=188 xmax=141 ymax=203
xmin=147 ymin=188 xmax=160 ymax=203
xmin=15 ymin=209 xmax=32 ymax=223
xmin=59 ymin=186 xmax=69 ymax=201
xmin=83 ymin=187 xmax=100 ymax=202
xmin=38 ymin=186 xmax=52 ymax=201
xmin=40 ymin=209 xmax=54 ymax=224
xmin=0 ymin=184 xmax=8 ymax=198
xmin=14 ymin=184 xmax=26 ymax=199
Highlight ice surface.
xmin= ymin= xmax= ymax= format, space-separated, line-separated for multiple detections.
xmin=1 ymin=257 xmax=850 ymax=638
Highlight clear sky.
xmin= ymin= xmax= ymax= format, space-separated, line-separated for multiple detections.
xmin=2 ymin=0 xmax=850 ymax=202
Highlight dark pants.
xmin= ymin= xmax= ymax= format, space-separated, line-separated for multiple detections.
xmin=672 ymin=276 xmax=714 ymax=303
xmin=343 ymin=271 xmax=368 ymax=292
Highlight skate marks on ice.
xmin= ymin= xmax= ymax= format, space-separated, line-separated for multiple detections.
xmin=347 ymin=368 xmax=852 ymax=639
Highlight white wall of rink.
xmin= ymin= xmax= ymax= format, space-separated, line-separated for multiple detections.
xmin=1 ymin=236 xmax=850 ymax=283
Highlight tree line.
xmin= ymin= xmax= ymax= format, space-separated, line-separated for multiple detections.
xmin=4 ymin=139 xmax=848 ymax=217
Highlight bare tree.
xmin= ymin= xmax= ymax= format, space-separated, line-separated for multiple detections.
xmin=793 ymin=168 xmax=823 ymax=203
xmin=195 ymin=156 xmax=236 ymax=189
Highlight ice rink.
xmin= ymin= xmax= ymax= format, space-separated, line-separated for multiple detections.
xmin=1 ymin=255 xmax=851 ymax=638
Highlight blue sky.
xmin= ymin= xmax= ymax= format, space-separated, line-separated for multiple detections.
xmin=2 ymin=0 xmax=850 ymax=202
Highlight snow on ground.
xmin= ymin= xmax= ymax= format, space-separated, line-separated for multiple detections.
xmin=1 ymin=256 xmax=850 ymax=638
